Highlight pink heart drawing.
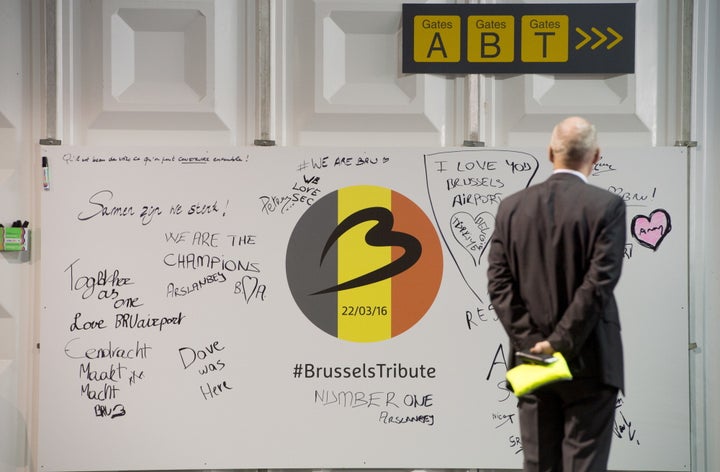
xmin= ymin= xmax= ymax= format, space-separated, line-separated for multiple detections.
xmin=631 ymin=209 xmax=671 ymax=251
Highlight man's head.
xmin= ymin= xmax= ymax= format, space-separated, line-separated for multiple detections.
xmin=549 ymin=116 xmax=600 ymax=175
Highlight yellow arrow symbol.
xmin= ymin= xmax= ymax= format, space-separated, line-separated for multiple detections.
xmin=576 ymin=26 xmax=624 ymax=50
xmin=607 ymin=27 xmax=623 ymax=49
xmin=591 ymin=27 xmax=607 ymax=49
xmin=575 ymin=27 xmax=591 ymax=50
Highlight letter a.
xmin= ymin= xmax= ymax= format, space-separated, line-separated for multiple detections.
xmin=426 ymin=32 xmax=448 ymax=58
xmin=485 ymin=343 xmax=508 ymax=381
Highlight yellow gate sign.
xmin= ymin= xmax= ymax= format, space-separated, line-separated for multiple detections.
xmin=520 ymin=15 xmax=569 ymax=63
xmin=403 ymin=3 xmax=635 ymax=74
xmin=413 ymin=15 xmax=461 ymax=62
xmin=467 ymin=16 xmax=515 ymax=63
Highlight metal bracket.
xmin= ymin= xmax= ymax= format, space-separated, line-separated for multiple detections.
xmin=254 ymin=139 xmax=276 ymax=147
xmin=39 ymin=138 xmax=62 ymax=146
xmin=462 ymin=140 xmax=485 ymax=147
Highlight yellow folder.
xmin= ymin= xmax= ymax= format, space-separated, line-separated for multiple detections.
xmin=506 ymin=352 xmax=573 ymax=396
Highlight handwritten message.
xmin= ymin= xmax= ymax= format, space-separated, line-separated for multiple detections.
xmin=38 ymin=147 xmax=688 ymax=471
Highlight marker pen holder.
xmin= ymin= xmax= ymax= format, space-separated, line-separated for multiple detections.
xmin=0 ymin=227 xmax=30 ymax=251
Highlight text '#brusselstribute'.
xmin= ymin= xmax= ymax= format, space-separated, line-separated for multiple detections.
xmin=292 ymin=362 xmax=436 ymax=380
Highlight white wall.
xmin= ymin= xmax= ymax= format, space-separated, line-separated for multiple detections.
xmin=0 ymin=1 xmax=33 ymax=470
xmin=0 ymin=0 xmax=717 ymax=471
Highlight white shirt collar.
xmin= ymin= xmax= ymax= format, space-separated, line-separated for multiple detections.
xmin=553 ymin=168 xmax=588 ymax=183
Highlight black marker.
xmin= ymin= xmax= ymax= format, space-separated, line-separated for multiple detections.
xmin=42 ymin=156 xmax=50 ymax=190
xmin=516 ymin=350 xmax=557 ymax=365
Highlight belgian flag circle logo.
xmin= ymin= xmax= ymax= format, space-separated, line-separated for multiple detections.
xmin=286 ymin=185 xmax=443 ymax=342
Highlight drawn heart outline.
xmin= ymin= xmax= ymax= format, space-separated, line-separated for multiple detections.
xmin=239 ymin=275 xmax=259 ymax=303
xmin=631 ymin=209 xmax=671 ymax=251
xmin=449 ymin=211 xmax=495 ymax=266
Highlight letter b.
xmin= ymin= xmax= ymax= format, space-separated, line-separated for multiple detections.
xmin=481 ymin=32 xmax=500 ymax=58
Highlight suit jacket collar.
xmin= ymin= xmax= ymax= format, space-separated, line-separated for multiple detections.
xmin=553 ymin=169 xmax=588 ymax=183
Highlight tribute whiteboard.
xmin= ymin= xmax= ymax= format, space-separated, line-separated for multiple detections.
xmin=37 ymin=146 xmax=690 ymax=471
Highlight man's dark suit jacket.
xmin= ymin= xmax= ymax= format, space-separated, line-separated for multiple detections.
xmin=487 ymin=172 xmax=626 ymax=392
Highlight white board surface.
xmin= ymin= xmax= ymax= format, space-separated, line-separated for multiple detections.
xmin=37 ymin=146 xmax=690 ymax=471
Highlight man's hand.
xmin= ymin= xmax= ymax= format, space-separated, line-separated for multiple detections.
xmin=530 ymin=340 xmax=555 ymax=355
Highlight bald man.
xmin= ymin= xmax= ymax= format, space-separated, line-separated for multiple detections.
xmin=487 ymin=117 xmax=626 ymax=471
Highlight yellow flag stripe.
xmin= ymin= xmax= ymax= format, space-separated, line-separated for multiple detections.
xmin=337 ymin=186 xmax=392 ymax=342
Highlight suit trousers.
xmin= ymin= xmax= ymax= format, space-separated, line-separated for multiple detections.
xmin=517 ymin=379 xmax=618 ymax=472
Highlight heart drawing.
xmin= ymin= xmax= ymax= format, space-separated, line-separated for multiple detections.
xmin=450 ymin=211 xmax=495 ymax=266
xmin=631 ymin=209 xmax=672 ymax=251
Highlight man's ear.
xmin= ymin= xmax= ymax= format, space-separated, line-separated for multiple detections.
xmin=548 ymin=147 xmax=555 ymax=164
xmin=592 ymin=148 xmax=601 ymax=165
